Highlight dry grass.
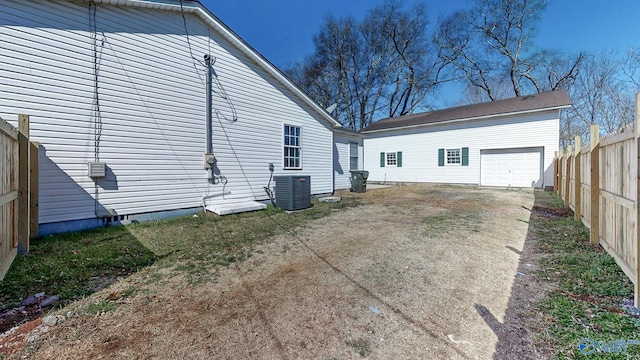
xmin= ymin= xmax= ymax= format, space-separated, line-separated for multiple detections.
xmin=11 ymin=184 xmax=539 ymax=359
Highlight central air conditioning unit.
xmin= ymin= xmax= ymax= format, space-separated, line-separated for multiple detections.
xmin=274 ymin=175 xmax=311 ymax=211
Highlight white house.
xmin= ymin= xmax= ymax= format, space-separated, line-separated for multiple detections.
xmin=333 ymin=128 xmax=364 ymax=190
xmin=360 ymin=90 xmax=571 ymax=188
xmin=0 ymin=0 xmax=341 ymax=235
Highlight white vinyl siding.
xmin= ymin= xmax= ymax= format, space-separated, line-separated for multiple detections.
xmin=333 ymin=132 xmax=363 ymax=190
xmin=364 ymin=110 xmax=559 ymax=186
xmin=1 ymin=0 xmax=334 ymax=226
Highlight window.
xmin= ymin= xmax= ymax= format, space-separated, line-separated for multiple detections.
xmin=438 ymin=147 xmax=469 ymax=166
xmin=386 ymin=152 xmax=397 ymax=166
xmin=447 ymin=148 xmax=461 ymax=165
xmin=380 ymin=151 xmax=402 ymax=167
xmin=284 ymin=125 xmax=301 ymax=169
xmin=349 ymin=142 xmax=359 ymax=170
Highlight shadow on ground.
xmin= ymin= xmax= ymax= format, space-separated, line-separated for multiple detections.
xmin=475 ymin=189 xmax=569 ymax=360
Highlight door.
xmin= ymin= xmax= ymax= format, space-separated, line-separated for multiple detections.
xmin=481 ymin=148 xmax=543 ymax=187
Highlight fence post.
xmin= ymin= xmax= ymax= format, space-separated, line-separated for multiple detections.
xmin=29 ymin=141 xmax=39 ymax=239
xmin=558 ymin=149 xmax=564 ymax=198
xmin=574 ymin=136 xmax=582 ymax=222
xmin=564 ymin=145 xmax=572 ymax=208
xmin=553 ymin=151 xmax=559 ymax=192
xmin=590 ymin=124 xmax=600 ymax=246
xmin=635 ymin=93 xmax=640 ymax=307
xmin=17 ymin=115 xmax=29 ymax=254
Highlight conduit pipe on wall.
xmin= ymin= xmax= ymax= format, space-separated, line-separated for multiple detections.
xmin=205 ymin=54 xmax=215 ymax=183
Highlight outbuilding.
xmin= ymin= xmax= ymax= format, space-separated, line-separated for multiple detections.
xmin=360 ymin=90 xmax=571 ymax=188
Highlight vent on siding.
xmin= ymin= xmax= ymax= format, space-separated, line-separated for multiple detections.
xmin=88 ymin=162 xmax=106 ymax=178
xmin=274 ymin=176 xmax=311 ymax=211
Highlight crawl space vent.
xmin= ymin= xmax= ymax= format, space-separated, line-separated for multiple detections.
xmin=88 ymin=162 xmax=106 ymax=178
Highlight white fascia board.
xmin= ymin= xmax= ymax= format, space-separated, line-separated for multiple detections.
xmin=360 ymin=105 xmax=571 ymax=134
xmin=91 ymin=0 xmax=341 ymax=128
xmin=333 ymin=128 xmax=363 ymax=138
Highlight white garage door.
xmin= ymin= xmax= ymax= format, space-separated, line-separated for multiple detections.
xmin=481 ymin=148 xmax=543 ymax=187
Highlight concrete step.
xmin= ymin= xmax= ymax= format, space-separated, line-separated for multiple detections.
xmin=205 ymin=200 xmax=267 ymax=216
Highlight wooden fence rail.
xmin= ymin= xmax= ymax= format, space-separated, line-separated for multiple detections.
xmin=554 ymin=93 xmax=640 ymax=307
xmin=0 ymin=115 xmax=37 ymax=281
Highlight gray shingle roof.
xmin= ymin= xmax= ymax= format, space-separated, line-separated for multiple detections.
xmin=360 ymin=90 xmax=572 ymax=133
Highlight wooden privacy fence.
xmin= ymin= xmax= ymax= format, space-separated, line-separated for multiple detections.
xmin=0 ymin=115 xmax=38 ymax=281
xmin=554 ymin=93 xmax=640 ymax=307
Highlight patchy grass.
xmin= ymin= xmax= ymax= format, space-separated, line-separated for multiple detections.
xmin=418 ymin=188 xmax=491 ymax=237
xmin=127 ymin=199 xmax=359 ymax=283
xmin=532 ymin=190 xmax=640 ymax=359
xmin=345 ymin=338 xmax=371 ymax=357
xmin=85 ymin=300 xmax=118 ymax=314
xmin=421 ymin=210 xmax=482 ymax=237
xmin=0 ymin=198 xmax=359 ymax=311
xmin=4 ymin=185 xmax=553 ymax=358
xmin=0 ymin=226 xmax=156 ymax=310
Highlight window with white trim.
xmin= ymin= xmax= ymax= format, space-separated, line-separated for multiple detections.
xmin=349 ymin=142 xmax=359 ymax=170
xmin=446 ymin=148 xmax=461 ymax=165
xmin=284 ymin=125 xmax=301 ymax=169
xmin=386 ymin=152 xmax=397 ymax=166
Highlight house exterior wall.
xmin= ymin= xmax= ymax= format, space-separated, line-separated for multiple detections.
xmin=333 ymin=132 xmax=363 ymax=190
xmin=363 ymin=110 xmax=560 ymax=187
xmin=0 ymin=0 xmax=334 ymax=232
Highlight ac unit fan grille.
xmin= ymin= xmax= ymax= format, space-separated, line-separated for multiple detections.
xmin=274 ymin=176 xmax=311 ymax=211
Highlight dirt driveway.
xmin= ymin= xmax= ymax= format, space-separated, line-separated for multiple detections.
xmin=16 ymin=185 xmax=538 ymax=359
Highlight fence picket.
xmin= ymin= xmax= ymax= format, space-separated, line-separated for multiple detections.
xmin=0 ymin=115 xmax=32 ymax=281
xmin=555 ymin=93 xmax=640 ymax=307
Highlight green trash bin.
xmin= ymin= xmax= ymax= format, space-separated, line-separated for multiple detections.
xmin=350 ymin=170 xmax=369 ymax=193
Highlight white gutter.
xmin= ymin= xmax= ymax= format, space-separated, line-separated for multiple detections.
xmin=360 ymin=105 xmax=572 ymax=134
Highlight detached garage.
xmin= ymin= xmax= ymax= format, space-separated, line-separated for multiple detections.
xmin=361 ymin=90 xmax=572 ymax=188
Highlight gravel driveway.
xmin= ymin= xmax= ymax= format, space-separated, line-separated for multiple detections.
xmin=18 ymin=185 xmax=538 ymax=359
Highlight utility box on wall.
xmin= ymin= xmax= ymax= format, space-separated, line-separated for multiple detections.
xmin=274 ymin=175 xmax=311 ymax=211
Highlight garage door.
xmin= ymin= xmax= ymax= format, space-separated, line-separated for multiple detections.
xmin=481 ymin=148 xmax=543 ymax=187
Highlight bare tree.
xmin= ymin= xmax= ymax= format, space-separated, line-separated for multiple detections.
xmin=461 ymin=78 xmax=515 ymax=105
xmin=624 ymin=47 xmax=640 ymax=90
xmin=562 ymin=51 xmax=635 ymax=146
xmin=286 ymin=0 xmax=445 ymax=130
xmin=376 ymin=2 xmax=447 ymax=118
xmin=436 ymin=0 xmax=583 ymax=102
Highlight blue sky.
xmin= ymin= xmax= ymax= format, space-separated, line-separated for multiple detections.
xmin=204 ymin=0 xmax=639 ymax=106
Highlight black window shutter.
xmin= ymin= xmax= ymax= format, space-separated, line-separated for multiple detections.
xmin=438 ymin=148 xmax=444 ymax=167
xmin=462 ymin=147 xmax=469 ymax=166
xmin=397 ymin=151 xmax=402 ymax=167
xmin=380 ymin=152 xmax=385 ymax=167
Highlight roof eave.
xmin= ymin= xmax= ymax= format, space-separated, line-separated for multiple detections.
xmin=333 ymin=127 xmax=363 ymax=137
xmin=360 ymin=104 xmax=571 ymax=134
